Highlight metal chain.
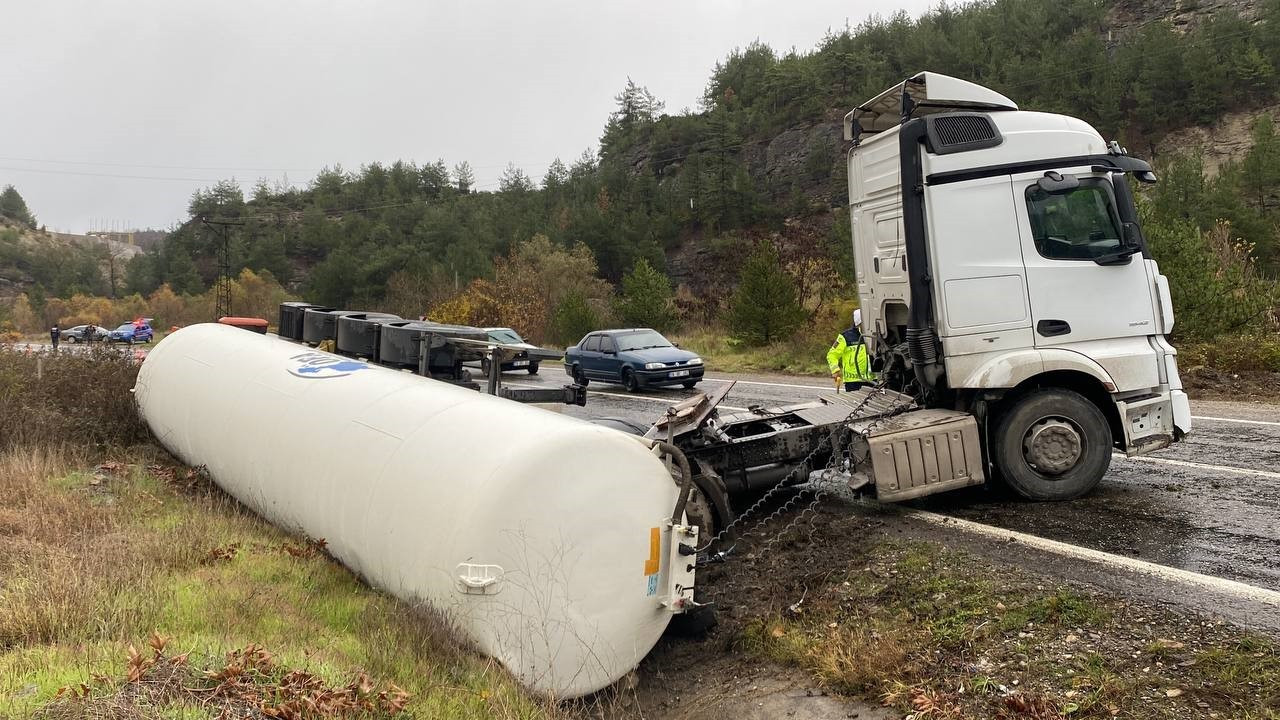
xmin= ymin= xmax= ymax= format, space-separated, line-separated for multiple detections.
xmin=754 ymin=385 xmax=919 ymax=558
xmin=697 ymin=380 xmax=918 ymax=563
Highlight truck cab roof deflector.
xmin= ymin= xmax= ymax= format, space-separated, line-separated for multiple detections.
xmin=844 ymin=71 xmax=1018 ymax=139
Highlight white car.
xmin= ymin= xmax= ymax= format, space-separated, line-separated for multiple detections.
xmin=480 ymin=327 xmax=540 ymax=374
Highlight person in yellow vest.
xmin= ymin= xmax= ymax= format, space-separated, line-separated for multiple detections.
xmin=827 ymin=309 xmax=875 ymax=391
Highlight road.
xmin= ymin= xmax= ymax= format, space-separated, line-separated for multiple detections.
xmin=506 ymin=365 xmax=1280 ymax=594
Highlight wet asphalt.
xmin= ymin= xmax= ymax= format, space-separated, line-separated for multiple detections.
xmin=508 ymin=365 xmax=1280 ymax=594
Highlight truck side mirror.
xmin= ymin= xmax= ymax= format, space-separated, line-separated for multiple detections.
xmin=1123 ymin=222 xmax=1144 ymax=251
xmin=1037 ymin=171 xmax=1079 ymax=193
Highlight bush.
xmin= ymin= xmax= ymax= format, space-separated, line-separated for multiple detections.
xmin=549 ymin=291 xmax=601 ymax=347
xmin=1144 ymin=211 xmax=1280 ymax=341
xmin=0 ymin=347 xmax=148 ymax=450
xmin=1178 ymin=334 xmax=1280 ymax=373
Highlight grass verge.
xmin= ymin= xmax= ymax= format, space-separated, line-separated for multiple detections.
xmin=734 ymin=539 xmax=1280 ymax=719
xmin=0 ymin=445 xmax=554 ymax=719
xmin=669 ymin=326 xmax=830 ymax=377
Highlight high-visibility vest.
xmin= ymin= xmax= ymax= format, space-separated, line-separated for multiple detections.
xmin=826 ymin=330 xmax=875 ymax=384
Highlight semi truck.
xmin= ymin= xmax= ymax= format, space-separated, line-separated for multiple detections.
xmin=637 ymin=73 xmax=1191 ymax=537
xmin=844 ymin=72 xmax=1188 ymax=501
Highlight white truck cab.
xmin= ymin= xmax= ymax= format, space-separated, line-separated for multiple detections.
xmin=844 ymin=72 xmax=1190 ymax=500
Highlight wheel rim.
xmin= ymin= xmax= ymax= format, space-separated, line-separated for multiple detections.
xmin=1022 ymin=416 xmax=1084 ymax=476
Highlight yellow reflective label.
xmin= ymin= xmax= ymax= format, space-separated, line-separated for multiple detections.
xmin=644 ymin=526 xmax=660 ymax=576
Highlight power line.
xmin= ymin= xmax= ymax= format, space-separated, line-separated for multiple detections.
xmin=0 ymin=164 xmax=223 ymax=182
xmin=0 ymin=156 xmax=318 ymax=173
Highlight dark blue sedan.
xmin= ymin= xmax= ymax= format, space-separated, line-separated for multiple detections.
xmin=564 ymin=328 xmax=704 ymax=392
xmin=106 ymin=321 xmax=154 ymax=344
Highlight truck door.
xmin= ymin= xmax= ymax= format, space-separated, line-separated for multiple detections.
xmin=1011 ymin=171 xmax=1156 ymax=346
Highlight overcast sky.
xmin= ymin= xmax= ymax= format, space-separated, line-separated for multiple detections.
xmin=1 ymin=0 xmax=946 ymax=234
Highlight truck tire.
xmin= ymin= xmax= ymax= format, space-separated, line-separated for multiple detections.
xmin=993 ymin=388 xmax=1111 ymax=501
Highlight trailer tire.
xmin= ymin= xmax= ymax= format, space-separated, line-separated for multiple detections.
xmin=994 ymin=388 xmax=1111 ymax=501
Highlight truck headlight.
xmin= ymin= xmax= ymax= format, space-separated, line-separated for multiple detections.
xmin=644 ymin=362 xmax=665 ymax=370
xmin=687 ymin=357 xmax=703 ymax=365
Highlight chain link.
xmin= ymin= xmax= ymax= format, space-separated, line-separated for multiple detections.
xmin=698 ymin=380 xmax=919 ymax=565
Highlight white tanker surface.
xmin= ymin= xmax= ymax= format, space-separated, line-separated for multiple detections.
xmin=133 ymin=323 xmax=696 ymax=698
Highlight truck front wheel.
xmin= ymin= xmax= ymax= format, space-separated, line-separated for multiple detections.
xmin=993 ymin=388 xmax=1111 ymax=501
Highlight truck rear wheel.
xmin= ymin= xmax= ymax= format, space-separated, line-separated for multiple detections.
xmin=993 ymin=388 xmax=1111 ymax=501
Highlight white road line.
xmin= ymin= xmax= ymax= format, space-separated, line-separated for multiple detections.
xmin=1191 ymin=415 xmax=1280 ymax=427
xmin=587 ymin=389 xmax=749 ymax=412
xmin=1114 ymin=453 xmax=1280 ymax=480
xmin=906 ymin=509 xmax=1280 ymax=608
xmin=703 ymin=376 xmax=830 ymax=391
xmin=505 ymin=383 xmax=750 ymax=412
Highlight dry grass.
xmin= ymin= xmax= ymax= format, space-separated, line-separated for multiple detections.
xmin=0 ymin=445 xmax=559 ymax=719
xmin=0 ymin=347 xmax=148 ymax=451
xmin=738 ymin=540 xmax=1280 ymax=719
xmin=669 ymin=325 xmax=831 ymax=376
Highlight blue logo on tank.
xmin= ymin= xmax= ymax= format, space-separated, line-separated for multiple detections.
xmin=287 ymin=352 xmax=372 ymax=379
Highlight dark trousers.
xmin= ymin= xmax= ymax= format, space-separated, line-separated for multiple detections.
xmin=844 ymin=381 xmax=866 ymax=392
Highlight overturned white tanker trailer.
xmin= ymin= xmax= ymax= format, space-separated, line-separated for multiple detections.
xmin=133 ymin=323 xmax=698 ymax=698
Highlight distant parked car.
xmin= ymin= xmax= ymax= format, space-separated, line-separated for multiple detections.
xmin=60 ymin=324 xmax=110 ymax=343
xmin=479 ymin=327 xmax=541 ymax=375
xmin=106 ymin=321 xmax=154 ymax=344
xmin=564 ymin=328 xmax=703 ymax=392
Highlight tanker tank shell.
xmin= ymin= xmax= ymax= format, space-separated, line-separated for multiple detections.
xmin=133 ymin=323 xmax=689 ymax=698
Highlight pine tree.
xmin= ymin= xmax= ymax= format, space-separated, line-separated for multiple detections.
xmin=498 ymin=163 xmax=534 ymax=193
xmin=614 ymin=258 xmax=675 ymax=330
xmin=550 ymin=290 xmax=600 ymax=346
xmin=1241 ymin=116 xmax=1280 ymax=212
xmin=727 ymin=242 xmax=805 ymax=345
xmin=0 ymin=185 xmax=36 ymax=226
xmin=452 ymin=161 xmax=475 ymax=194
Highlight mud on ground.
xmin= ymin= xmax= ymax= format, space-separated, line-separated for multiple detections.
xmin=603 ymin=502 xmax=1280 ymax=720
xmin=1182 ymin=366 xmax=1280 ymax=402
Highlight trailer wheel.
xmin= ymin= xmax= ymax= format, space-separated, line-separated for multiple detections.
xmin=994 ymin=388 xmax=1111 ymax=501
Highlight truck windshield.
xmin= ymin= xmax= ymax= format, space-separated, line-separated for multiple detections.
xmin=1025 ymin=179 xmax=1124 ymax=261
xmin=617 ymin=330 xmax=672 ymax=351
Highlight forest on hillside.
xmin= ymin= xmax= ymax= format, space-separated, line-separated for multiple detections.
xmin=2 ymin=0 xmax=1279 ymax=360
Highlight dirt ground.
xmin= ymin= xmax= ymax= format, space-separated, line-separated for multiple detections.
xmin=1181 ymin=366 xmax=1280 ymax=401
xmin=603 ymin=502 xmax=1279 ymax=720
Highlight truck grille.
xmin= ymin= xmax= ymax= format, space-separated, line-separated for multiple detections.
xmin=926 ymin=113 xmax=1002 ymax=154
